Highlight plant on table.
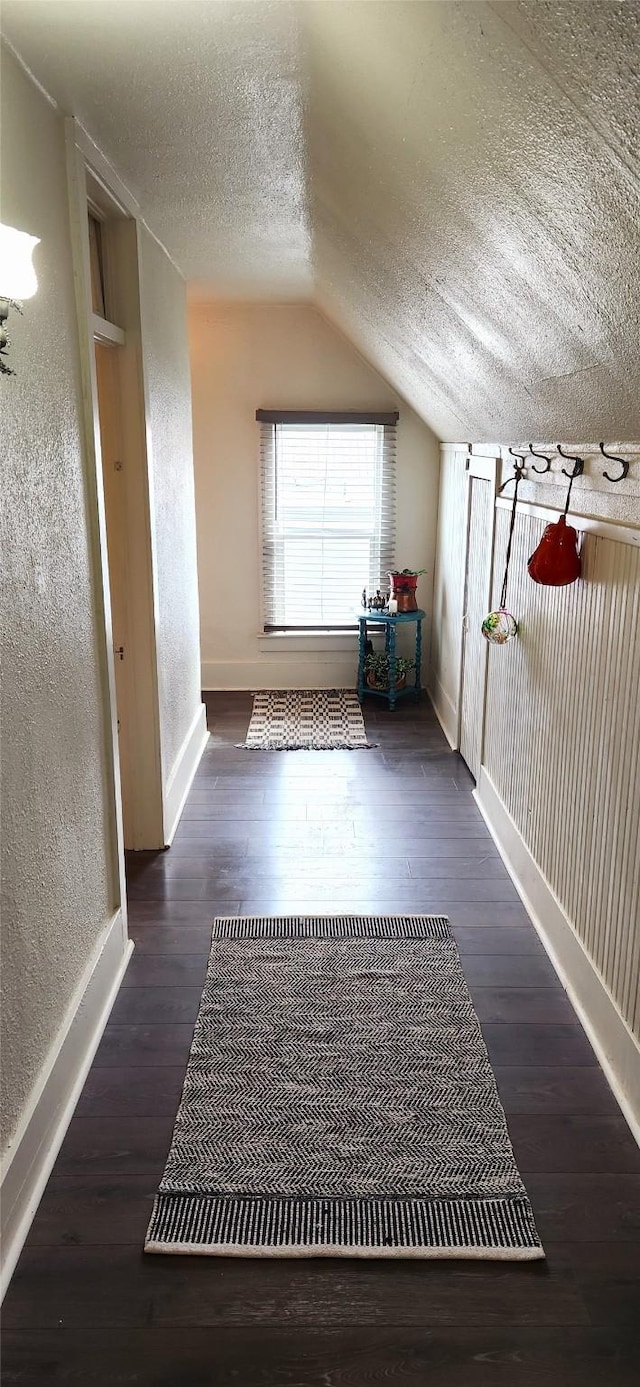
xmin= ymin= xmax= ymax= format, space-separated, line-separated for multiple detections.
xmin=388 ymin=568 xmax=427 ymax=576
xmin=365 ymin=651 xmax=415 ymax=691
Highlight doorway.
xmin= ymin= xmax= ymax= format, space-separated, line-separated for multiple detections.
xmin=72 ymin=154 xmax=165 ymax=852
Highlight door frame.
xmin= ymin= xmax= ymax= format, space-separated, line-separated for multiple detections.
xmin=65 ymin=119 xmax=165 ymax=878
xmin=93 ymin=337 xmax=134 ymax=842
xmin=456 ymin=449 xmax=499 ymax=771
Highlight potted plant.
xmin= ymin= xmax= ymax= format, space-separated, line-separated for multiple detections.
xmin=388 ymin=568 xmax=427 ymax=612
xmin=365 ymin=651 xmax=415 ymax=691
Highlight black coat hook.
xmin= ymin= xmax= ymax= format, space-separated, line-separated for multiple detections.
xmin=499 ymin=447 xmax=527 ymax=495
xmin=556 ymin=444 xmax=584 ymax=480
xmin=508 ymin=446 xmax=527 ymax=474
xmin=599 ymin=442 xmax=629 ymax=483
xmin=528 ymin=443 xmax=553 ymax=475
xmin=556 ymin=445 xmax=585 ymax=519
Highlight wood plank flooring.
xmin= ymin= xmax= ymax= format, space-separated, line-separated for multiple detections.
xmin=4 ymin=693 xmax=640 ymax=1385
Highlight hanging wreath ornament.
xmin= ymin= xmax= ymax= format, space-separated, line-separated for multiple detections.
xmin=481 ymin=453 xmax=524 ymax=644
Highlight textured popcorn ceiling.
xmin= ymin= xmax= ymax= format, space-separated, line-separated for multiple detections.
xmin=3 ymin=0 xmax=639 ymax=439
xmin=3 ymin=0 xmax=313 ymax=301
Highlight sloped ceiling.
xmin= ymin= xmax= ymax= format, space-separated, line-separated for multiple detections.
xmin=2 ymin=0 xmax=639 ymax=439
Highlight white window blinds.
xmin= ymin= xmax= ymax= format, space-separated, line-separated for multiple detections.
xmin=258 ymin=411 xmax=397 ymax=630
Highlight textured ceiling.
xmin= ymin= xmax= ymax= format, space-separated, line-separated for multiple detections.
xmin=306 ymin=0 xmax=640 ymax=439
xmin=2 ymin=0 xmax=312 ymax=301
xmin=2 ymin=0 xmax=639 ymax=439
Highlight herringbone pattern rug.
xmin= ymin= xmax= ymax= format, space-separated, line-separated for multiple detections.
xmin=244 ymin=690 xmax=370 ymax=749
xmin=145 ymin=915 xmax=543 ymax=1259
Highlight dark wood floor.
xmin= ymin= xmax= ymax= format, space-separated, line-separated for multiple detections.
xmin=4 ymin=693 xmax=640 ymax=1385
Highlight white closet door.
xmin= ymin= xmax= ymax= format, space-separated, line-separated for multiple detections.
xmin=459 ymin=462 xmax=497 ymax=779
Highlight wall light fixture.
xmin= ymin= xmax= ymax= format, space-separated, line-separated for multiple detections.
xmin=0 ymin=223 xmax=40 ymax=376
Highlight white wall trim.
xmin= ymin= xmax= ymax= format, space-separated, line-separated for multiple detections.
xmin=1 ymin=911 xmax=133 ymax=1301
xmin=495 ymin=496 xmax=640 ymax=548
xmin=475 ymin=767 xmax=640 ymax=1146
xmin=441 ymin=442 xmax=502 ymax=460
xmin=163 ymin=702 xmax=209 ymax=844
xmin=68 ymin=119 xmax=168 ymax=853
xmin=427 ymin=676 xmax=459 ymax=749
xmin=65 ymin=118 xmax=184 ymax=277
xmin=67 ymin=118 xmax=140 ymax=219
xmin=65 ymin=119 xmax=129 ymax=909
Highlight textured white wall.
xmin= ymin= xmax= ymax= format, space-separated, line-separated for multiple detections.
xmin=189 ymin=303 xmax=440 ymax=689
xmin=0 ymin=49 xmax=114 ymax=1155
xmin=138 ymin=229 xmax=203 ymax=783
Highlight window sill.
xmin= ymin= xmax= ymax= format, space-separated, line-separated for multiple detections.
xmin=257 ymin=630 xmax=383 ymax=653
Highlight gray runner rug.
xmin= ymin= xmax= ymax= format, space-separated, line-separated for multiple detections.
xmin=145 ymin=915 xmax=544 ymax=1260
xmin=243 ymin=689 xmax=371 ymax=749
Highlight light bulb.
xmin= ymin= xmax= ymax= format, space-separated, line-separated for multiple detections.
xmin=0 ymin=223 xmax=40 ymax=300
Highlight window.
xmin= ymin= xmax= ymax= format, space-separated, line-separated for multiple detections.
xmin=258 ymin=410 xmax=397 ymax=631
xmin=88 ymin=211 xmax=107 ymax=316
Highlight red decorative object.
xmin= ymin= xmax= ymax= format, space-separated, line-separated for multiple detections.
xmin=527 ymin=515 xmax=581 ymax=587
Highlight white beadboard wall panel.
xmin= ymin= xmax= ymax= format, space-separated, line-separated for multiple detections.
xmin=484 ymin=507 xmax=640 ymax=1042
xmin=428 ymin=447 xmax=468 ymax=745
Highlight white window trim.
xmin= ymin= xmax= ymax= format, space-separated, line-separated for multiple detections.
xmin=257 ymin=410 xmax=398 ymax=633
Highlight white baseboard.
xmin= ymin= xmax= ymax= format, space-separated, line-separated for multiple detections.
xmin=475 ymin=766 xmax=640 ymax=1144
xmin=163 ymin=702 xmax=209 ymax=844
xmin=427 ymin=674 xmax=458 ymax=748
xmin=1 ymin=910 xmax=133 ymax=1300
xmin=201 ymin=657 xmax=360 ymax=691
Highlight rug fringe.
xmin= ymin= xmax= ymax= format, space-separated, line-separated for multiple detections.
xmin=236 ymin=743 xmax=378 ymax=750
xmin=210 ymin=913 xmax=451 ymax=938
xmin=145 ymin=1240 xmax=545 ymax=1261
xmin=145 ymin=1193 xmax=544 ymax=1260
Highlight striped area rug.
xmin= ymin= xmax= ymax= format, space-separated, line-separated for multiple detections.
xmin=243 ymin=689 xmax=371 ymax=749
xmin=145 ymin=915 xmax=544 ymax=1260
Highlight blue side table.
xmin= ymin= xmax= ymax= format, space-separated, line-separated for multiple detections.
xmin=357 ymin=609 xmax=425 ymax=711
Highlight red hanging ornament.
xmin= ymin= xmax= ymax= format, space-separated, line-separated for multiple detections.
xmin=527 ymin=513 xmax=581 ymax=586
xmin=527 ymin=446 xmax=582 ymax=587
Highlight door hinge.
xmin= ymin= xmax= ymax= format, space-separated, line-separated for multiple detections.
xmin=115 ymin=645 xmax=125 ymax=661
